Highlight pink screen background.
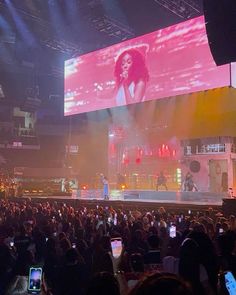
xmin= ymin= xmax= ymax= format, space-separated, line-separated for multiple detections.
xmin=64 ymin=16 xmax=230 ymax=116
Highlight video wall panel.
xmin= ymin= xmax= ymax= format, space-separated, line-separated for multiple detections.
xmin=64 ymin=16 xmax=230 ymax=116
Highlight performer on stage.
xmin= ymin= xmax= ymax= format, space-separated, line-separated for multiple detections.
xmin=183 ymin=172 xmax=198 ymax=192
xmin=156 ymin=171 xmax=168 ymax=191
xmin=100 ymin=174 xmax=109 ymax=200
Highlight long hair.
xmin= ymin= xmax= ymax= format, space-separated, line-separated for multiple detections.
xmin=114 ymin=49 xmax=149 ymax=86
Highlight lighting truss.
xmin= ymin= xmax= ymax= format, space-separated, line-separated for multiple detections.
xmin=154 ymin=0 xmax=202 ymax=19
xmin=90 ymin=14 xmax=134 ymax=41
xmin=0 ymin=1 xmax=81 ymax=55
xmin=42 ymin=37 xmax=81 ymax=55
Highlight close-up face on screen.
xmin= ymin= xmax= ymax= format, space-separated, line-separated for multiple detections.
xmin=64 ymin=15 xmax=231 ymax=116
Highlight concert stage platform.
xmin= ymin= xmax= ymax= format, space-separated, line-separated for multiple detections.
xmin=16 ymin=189 xmax=226 ymax=207
xmin=7 ymin=189 xmax=233 ymax=213
xmin=72 ymin=189 xmax=226 ymax=206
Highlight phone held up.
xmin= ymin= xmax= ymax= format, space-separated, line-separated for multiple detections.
xmin=169 ymin=225 xmax=176 ymax=238
xmin=221 ymin=271 xmax=236 ymax=295
xmin=28 ymin=267 xmax=43 ymax=294
xmin=111 ymin=237 xmax=122 ymax=259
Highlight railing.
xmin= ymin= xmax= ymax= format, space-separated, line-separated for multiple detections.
xmin=184 ymin=144 xmax=226 ymax=155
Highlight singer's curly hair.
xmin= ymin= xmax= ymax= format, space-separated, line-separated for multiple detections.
xmin=114 ymin=49 xmax=149 ymax=86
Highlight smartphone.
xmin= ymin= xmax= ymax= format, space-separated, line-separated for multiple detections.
xmin=169 ymin=225 xmax=176 ymax=238
xmin=28 ymin=267 xmax=42 ymax=294
xmin=188 ymin=210 xmax=191 ymax=215
xmin=178 ymin=217 xmax=182 ymax=223
xmin=10 ymin=241 xmax=14 ymax=247
xmin=151 ymin=221 xmax=154 ymax=226
xmin=224 ymin=271 xmax=236 ymax=295
xmin=111 ymin=238 xmax=122 ymax=258
xmin=219 ymin=228 xmax=224 ymax=234
xmin=72 ymin=243 xmax=76 ymax=249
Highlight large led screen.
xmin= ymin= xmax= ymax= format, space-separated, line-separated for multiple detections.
xmin=64 ymin=16 xmax=230 ymax=116
xmin=231 ymin=63 xmax=236 ymax=88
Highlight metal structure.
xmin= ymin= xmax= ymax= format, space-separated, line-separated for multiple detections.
xmin=154 ymin=0 xmax=202 ymax=19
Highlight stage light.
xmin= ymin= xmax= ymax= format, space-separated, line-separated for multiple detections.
xmin=5 ymin=0 xmax=36 ymax=46
xmin=48 ymin=0 xmax=65 ymax=38
xmin=0 ymin=14 xmax=14 ymax=37
xmin=136 ymin=158 xmax=141 ymax=164
xmin=123 ymin=158 xmax=129 ymax=165
xmin=176 ymin=168 xmax=182 ymax=185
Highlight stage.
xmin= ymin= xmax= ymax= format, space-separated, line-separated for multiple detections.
xmin=17 ymin=189 xmax=226 ymax=207
xmin=72 ymin=189 xmax=225 ymax=206
xmin=8 ymin=189 xmax=236 ymax=214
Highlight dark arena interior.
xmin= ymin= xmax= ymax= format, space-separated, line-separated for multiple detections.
xmin=0 ymin=1 xmax=236 ymax=295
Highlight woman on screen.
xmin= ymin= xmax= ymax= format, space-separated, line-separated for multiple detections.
xmin=114 ymin=48 xmax=149 ymax=106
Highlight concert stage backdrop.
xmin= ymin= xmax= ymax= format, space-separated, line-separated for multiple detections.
xmin=64 ymin=16 xmax=231 ymax=116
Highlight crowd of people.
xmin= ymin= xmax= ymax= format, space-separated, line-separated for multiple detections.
xmin=0 ymin=173 xmax=18 ymax=199
xmin=0 ymin=198 xmax=235 ymax=295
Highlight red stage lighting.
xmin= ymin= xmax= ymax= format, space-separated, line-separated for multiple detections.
xmin=136 ymin=158 xmax=141 ymax=164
